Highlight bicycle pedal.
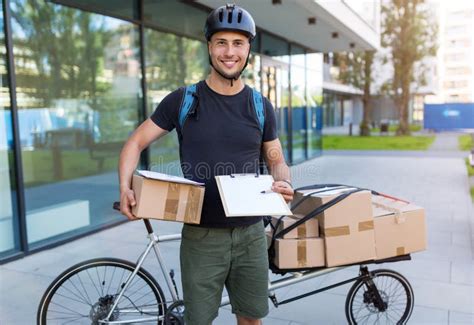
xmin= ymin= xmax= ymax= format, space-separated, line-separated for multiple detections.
xmin=269 ymin=294 xmax=279 ymax=307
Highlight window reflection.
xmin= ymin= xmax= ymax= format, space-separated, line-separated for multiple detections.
xmin=306 ymin=53 xmax=323 ymax=158
xmin=145 ymin=29 xmax=208 ymax=175
xmin=11 ymin=0 xmax=142 ymax=246
xmin=291 ymin=45 xmax=306 ymax=163
xmin=143 ymin=0 xmax=209 ymax=41
xmin=261 ymin=33 xmax=290 ymax=162
xmin=0 ymin=4 xmax=20 ymax=257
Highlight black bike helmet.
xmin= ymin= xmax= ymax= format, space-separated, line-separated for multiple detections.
xmin=204 ymin=3 xmax=256 ymax=41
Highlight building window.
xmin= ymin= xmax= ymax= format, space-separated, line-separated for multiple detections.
xmin=0 ymin=3 xmax=21 ymax=259
xmin=53 ymin=0 xmax=140 ymax=20
xmin=10 ymin=0 xmax=142 ymax=248
xmin=290 ymin=44 xmax=307 ymax=163
xmin=306 ymin=53 xmax=323 ymax=159
xmin=144 ymin=29 xmax=208 ymax=175
xmin=261 ymin=32 xmax=290 ymax=162
xmin=143 ymin=0 xmax=209 ymax=41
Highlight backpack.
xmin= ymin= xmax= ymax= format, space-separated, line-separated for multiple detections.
xmin=178 ymin=83 xmax=265 ymax=132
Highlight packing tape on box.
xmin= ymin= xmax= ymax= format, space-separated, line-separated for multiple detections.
xmin=184 ymin=186 xmax=200 ymax=224
xmin=372 ymin=201 xmax=405 ymax=224
xmin=297 ymin=224 xmax=307 ymax=238
xmin=325 ymin=225 xmax=350 ymax=237
xmin=164 ymin=183 xmax=180 ymax=220
xmin=358 ymin=220 xmax=374 ymax=232
xmin=297 ymin=240 xmax=307 ymax=267
xmin=396 ymin=246 xmax=405 ymax=255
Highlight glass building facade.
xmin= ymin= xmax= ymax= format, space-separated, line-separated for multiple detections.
xmin=0 ymin=0 xmax=323 ymax=262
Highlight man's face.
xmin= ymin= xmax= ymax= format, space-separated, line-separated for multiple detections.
xmin=208 ymin=31 xmax=250 ymax=80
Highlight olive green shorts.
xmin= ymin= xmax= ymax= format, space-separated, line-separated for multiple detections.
xmin=180 ymin=221 xmax=269 ymax=325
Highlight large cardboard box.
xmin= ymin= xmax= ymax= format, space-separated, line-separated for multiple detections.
xmin=292 ymin=188 xmax=376 ymax=267
xmin=268 ymin=233 xmax=325 ymax=269
xmin=132 ymin=174 xmax=204 ymax=224
xmin=270 ymin=215 xmax=319 ymax=239
xmin=372 ymin=195 xmax=427 ymax=259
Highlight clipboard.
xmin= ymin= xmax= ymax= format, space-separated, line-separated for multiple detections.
xmin=215 ymin=174 xmax=292 ymax=217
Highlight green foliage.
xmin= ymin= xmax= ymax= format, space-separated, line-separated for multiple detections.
xmin=371 ymin=124 xmax=422 ymax=133
xmin=322 ymin=135 xmax=435 ymax=150
xmin=470 ymin=187 xmax=474 ymax=202
xmin=381 ymin=0 xmax=438 ymax=135
xmin=459 ymin=134 xmax=473 ymax=151
xmin=145 ymin=30 xmax=209 ymax=91
xmin=335 ymin=51 xmax=369 ymax=90
xmin=11 ymin=0 xmax=113 ymax=105
xmin=465 ymin=158 xmax=474 ymax=177
xmin=335 ymin=51 xmax=375 ymax=136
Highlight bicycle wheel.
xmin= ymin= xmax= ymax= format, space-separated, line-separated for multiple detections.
xmin=345 ymin=269 xmax=414 ymax=325
xmin=37 ymin=257 xmax=166 ymax=325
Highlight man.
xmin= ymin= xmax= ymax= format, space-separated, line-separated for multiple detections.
xmin=118 ymin=4 xmax=293 ymax=325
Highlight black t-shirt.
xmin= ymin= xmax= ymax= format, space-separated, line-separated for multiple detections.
xmin=150 ymin=80 xmax=278 ymax=227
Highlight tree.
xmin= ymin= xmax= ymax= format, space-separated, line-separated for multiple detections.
xmin=336 ymin=51 xmax=375 ymax=136
xmin=10 ymin=0 xmax=113 ymax=107
xmin=381 ymin=0 xmax=437 ymax=135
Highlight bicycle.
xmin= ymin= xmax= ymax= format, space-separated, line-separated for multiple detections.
xmin=37 ymin=202 xmax=415 ymax=324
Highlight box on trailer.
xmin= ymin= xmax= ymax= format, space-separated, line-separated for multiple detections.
xmin=292 ymin=188 xmax=376 ymax=267
xmin=270 ymin=214 xmax=319 ymax=239
xmin=267 ymin=233 xmax=325 ymax=269
xmin=372 ymin=195 xmax=427 ymax=259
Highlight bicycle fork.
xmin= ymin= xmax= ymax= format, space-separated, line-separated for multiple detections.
xmin=360 ymin=266 xmax=387 ymax=312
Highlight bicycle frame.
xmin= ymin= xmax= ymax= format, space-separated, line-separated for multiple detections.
xmin=98 ymin=219 xmax=397 ymax=324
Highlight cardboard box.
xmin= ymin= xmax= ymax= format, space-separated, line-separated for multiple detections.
xmin=268 ymin=233 xmax=325 ymax=269
xmin=372 ymin=195 xmax=427 ymax=259
xmin=292 ymin=188 xmax=376 ymax=267
xmin=132 ymin=174 xmax=204 ymax=224
xmin=270 ymin=215 xmax=319 ymax=239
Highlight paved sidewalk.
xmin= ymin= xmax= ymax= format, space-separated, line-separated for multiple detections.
xmin=1 ymin=134 xmax=473 ymax=324
xmin=428 ymin=132 xmax=464 ymax=152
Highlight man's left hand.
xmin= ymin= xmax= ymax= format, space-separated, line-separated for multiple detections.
xmin=271 ymin=181 xmax=294 ymax=203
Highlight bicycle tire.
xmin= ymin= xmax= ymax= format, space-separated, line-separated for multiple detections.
xmin=345 ymin=269 xmax=414 ymax=325
xmin=37 ymin=257 xmax=166 ymax=325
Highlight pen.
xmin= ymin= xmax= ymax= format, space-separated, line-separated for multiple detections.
xmin=260 ymin=189 xmax=274 ymax=194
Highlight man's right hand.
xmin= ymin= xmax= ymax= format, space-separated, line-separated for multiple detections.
xmin=120 ymin=189 xmax=139 ymax=220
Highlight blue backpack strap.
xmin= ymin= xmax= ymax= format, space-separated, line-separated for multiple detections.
xmin=252 ymin=88 xmax=265 ymax=134
xmin=179 ymin=83 xmax=197 ymax=129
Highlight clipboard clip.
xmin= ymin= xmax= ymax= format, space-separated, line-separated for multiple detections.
xmin=229 ymin=173 xmax=259 ymax=178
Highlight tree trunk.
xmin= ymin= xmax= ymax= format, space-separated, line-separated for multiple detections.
xmin=176 ymin=37 xmax=187 ymax=85
xmin=360 ymin=51 xmax=374 ymax=136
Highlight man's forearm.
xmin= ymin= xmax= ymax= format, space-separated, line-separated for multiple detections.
xmin=118 ymin=141 xmax=142 ymax=192
xmin=268 ymin=162 xmax=291 ymax=183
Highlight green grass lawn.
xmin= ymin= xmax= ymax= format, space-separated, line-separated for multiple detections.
xmin=21 ymin=149 xmax=119 ymax=187
xmin=371 ymin=124 xmax=422 ymax=133
xmin=464 ymin=158 xmax=474 ymax=202
xmin=466 ymin=158 xmax=474 ymax=177
xmin=458 ymin=134 xmax=473 ymax=151
xmin=18 ymin=148 xmax=180 ymax=188
xmin=322 ymin=135 xmax=435 ymax=150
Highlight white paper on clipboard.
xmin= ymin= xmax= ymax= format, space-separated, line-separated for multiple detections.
xmin=215 ymin=174 xmax=292 ymax=217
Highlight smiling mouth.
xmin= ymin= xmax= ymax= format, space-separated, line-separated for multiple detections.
xmin=221 ymin=60 xmax=238 ymax=69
